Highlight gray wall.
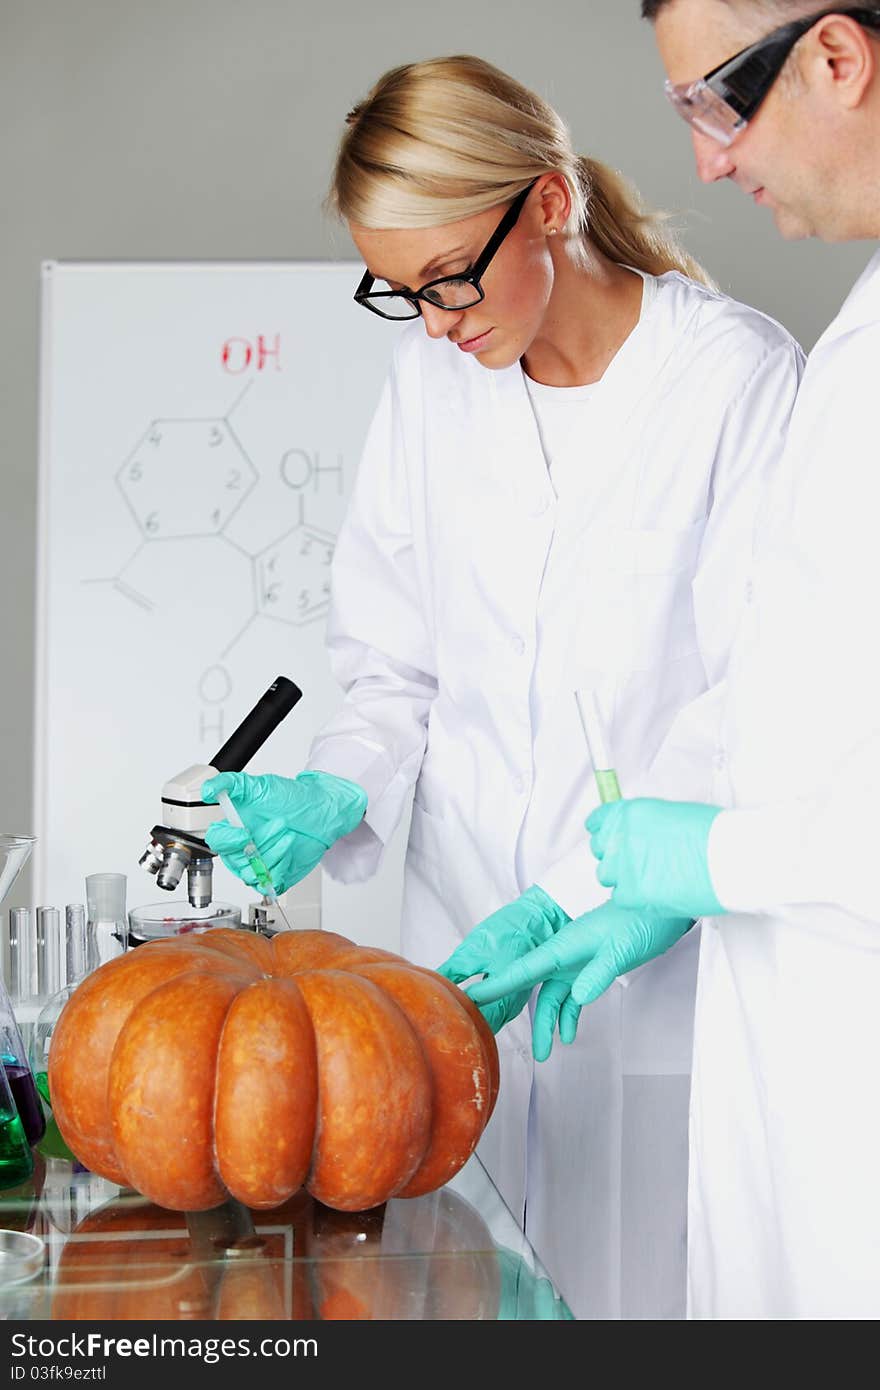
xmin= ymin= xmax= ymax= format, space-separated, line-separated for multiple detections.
xmin=0 ymin=0 xmax=871 ymax=906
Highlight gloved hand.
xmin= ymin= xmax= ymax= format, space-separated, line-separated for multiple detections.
xmin=467 ymin=900 xmax=693 ymax=1061
xmin=435 ymin=885 xmax=570 ymax=1035
xmin=587 ymin=797 xmax=726 ymax=919
xmin=202 ymin=769 xmax=367 ymax=893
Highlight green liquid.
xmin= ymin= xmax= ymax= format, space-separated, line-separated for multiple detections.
xmin=0 ymin=1105 xmax=34 ymax=1187
xmin=595 ymin=769 xmax=622 ymax=803
xmin=39 ymin=1114 xmax=76 ymax=1163
xmin=33 ymin=1074 xmax=77 ymax=1161
xmin=246 ymin=851 xmax=273 ymax=894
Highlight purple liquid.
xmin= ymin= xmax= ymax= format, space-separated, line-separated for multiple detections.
xmin=5 ymin=1065 xmax=46 ymax=1146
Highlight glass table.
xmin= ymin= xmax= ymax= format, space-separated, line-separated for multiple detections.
xmin=0 ymin=1138 xmax=572 ymax=1321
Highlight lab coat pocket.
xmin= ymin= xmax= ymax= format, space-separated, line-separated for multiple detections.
xmin=407 ymin=799 xmax=447 ymax=869
xmin=603 ymin=517 xmax=706 ymax=578
xmin=578 ymin=518 xmax=707 ymax=674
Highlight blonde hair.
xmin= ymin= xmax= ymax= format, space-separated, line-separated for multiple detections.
xmin=330 ymin=55 xmax=715 ymax=288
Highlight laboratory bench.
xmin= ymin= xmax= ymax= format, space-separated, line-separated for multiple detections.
xmin=0 ymin=1138 xmax=572 ymax=1321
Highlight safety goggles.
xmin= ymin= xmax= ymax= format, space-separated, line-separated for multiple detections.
xmin=354 ymin=179 xmax=538 ymax=321
xmin=665 ymin=6 xmax=880 ymax=146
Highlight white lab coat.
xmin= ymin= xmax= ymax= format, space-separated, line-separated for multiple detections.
xmin=691 ymin=249 xmax=880 ymax=1319
xmin=307 ymin=270 xmax=802 ymax=1319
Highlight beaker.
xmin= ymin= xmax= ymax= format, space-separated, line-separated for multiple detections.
xmin=85 ymin=873 xmax=128 ymax=965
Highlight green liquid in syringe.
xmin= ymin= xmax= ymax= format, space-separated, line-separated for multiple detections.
xmin=250 ymin=855 xmax=274 ymax=893
xmin=595 ymin=769 xmax=622 ymax=803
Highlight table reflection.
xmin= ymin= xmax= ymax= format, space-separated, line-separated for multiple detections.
xmin=0 ymin=1153 xmax=572 ymax=1321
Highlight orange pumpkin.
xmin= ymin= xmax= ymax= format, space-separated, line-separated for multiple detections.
xmin=48 ymin=929 xmax=498 ymax=1212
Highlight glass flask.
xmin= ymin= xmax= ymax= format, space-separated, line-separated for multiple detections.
xmin=0 ymin=972 xmax=45 ymax=1147
xmin=0 ymin=833 xmax=35 ymax=912
xmin=0 ymin=1059 xmax=34 ymax=1189
xmin=85 ymin=873 xmax=128 ymax=965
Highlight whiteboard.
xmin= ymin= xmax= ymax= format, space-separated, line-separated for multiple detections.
xmin=36 ymin=262 xmax=406 ymax=951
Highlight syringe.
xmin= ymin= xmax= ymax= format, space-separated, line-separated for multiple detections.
xmin=574 ymin=688 xmax=621 ymax=804
xmin=217 ymin=791 xmax=292 ymax=931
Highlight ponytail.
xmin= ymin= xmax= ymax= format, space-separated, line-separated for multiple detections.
xmin=578 ymin=157 xmax=717 ymax=289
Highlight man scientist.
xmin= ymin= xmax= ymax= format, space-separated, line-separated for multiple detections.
xmin=469 ymin=2 xmax=880 ymax=1319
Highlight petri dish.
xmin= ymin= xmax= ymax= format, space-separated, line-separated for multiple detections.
xmin=127 ymin=901 xmax=241 ymax=947
xmin=0 ymin=1229 xmax=45 ymax=1285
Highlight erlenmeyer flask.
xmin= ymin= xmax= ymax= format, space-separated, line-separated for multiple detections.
xmin=0 ymin=974 xmax=45 ymax=1146
xmin=0 ymin=1052 xmax=33 ymax=1190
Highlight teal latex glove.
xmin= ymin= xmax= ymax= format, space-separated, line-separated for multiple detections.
xmin=467 ymin=900 xmax=693 ymax=1061
xmin=435 ymin=885 xmax=571 ymax=1035
xmin=202 ymin=770 xmax=367 ymax=893
xmin=587 ymin=797 xmax=726 ymax=919
xmin=494 ymin=1247 xmax=573 ymax=1320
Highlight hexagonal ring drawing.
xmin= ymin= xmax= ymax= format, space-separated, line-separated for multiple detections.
xmin=256 ymin=522 xmax=336 ymax=627
xmin=117 ymin=418 xmax=258 ymax=539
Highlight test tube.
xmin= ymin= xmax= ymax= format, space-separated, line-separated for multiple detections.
xmin=5 ymin=910 xmax=20 ymax=1003
xmin=65 ymin=904 xmax=88 ymax=984
xmin=574 ymin=689 xmax=622 ymax=803
xmin=7 ymin=909 xmax=33 ymax=1003
xmin=35 ymin=908 xmax=62 ymax=999
xmin=576 ymin=689 xmax=631 ymax=991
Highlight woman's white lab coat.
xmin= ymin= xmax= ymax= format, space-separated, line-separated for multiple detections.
xmin=691 ymin=249 xmax=880 ymax=1319
xmin=307 ymin=271 xmax=802 ymax=1319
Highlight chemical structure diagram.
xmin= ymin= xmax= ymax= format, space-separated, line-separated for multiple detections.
xmin=83 ymin=337 xmax=348 ymax=747
xmin=87 ymin=377 xmax=336 ymax=646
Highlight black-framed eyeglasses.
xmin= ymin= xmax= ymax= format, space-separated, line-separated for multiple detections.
xmin=665 ymin=6 xmax=880 ymax=146
xmin=354 ymin=179 xmax=538 ymax=321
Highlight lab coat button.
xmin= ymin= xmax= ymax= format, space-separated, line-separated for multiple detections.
xmin=512 ymin=774 xmax=528 ymax=795
xmin=713 ymin=750 xmax=727 ymax=772
xmin=744 ymin=579 xmax=755 ymax=604
xmin=531 ymin=494 xmax=550 ymax=517
xmin=511 ymin=636 xmax=526 ymax=657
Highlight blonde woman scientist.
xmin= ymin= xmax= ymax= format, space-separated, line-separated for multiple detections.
xmin=202 ymin=56 xmax=803 ymax=1319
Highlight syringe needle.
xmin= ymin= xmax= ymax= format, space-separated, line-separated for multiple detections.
xmin=217 ymin=791 xmax=293 ymax=930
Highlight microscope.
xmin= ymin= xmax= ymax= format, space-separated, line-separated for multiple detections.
xmin=138 ymin=676 xmax=302 ymax=908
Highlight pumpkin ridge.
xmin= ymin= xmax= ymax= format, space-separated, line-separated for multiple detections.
xmin=350 ymin=961 xmax=491 ymax=1196
xmin=49 ymin=946 xmax=251 ymax=1184
xmin=109 ymin=971 xmax=242 ymax=1209
xmin=212 ymin=975 xmax=318 ymax=1208
xmin=293 ymin=968 xmax=433 ymax=1209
